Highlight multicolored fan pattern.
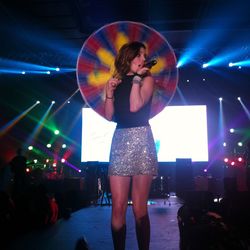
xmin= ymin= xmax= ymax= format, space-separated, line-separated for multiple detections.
xmin=77 ymin=21 xmax=178 ymax=118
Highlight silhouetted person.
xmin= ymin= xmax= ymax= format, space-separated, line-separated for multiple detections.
xmin=0 ymin=157 xmax=12 ymax=193
xmin=75 ymin=236 xmax=89 ymax=250
xmin=10 ymin=148 xmax=28 ymax=196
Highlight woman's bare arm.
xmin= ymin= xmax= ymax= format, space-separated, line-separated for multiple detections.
xmin=104 ymin=78 xmax=120 ymax=120
xmin=129 ymin=75 xmax=154 ymax=112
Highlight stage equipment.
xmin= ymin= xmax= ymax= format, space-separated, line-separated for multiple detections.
xmin=77 ymin=21 xmax=178 ymax=119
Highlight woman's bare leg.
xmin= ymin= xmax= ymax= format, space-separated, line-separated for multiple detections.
xmin=110 ymin=176 xmax=131 ymax=250
xmin=131 ymin=175 xmax=153 ymax=250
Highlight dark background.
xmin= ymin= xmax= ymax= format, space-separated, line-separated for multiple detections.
xmin=0 ymin=0 xmax=249 ymax=176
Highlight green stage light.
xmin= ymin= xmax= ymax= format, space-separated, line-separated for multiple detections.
xmin=54 ymin=130 xmax=60 ymax=135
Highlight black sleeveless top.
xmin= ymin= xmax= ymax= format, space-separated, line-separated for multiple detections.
xmin=113 ymin=75 xmax=152 ymax=129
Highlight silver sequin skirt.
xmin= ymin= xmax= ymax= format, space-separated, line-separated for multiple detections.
xmin=108 ymin=126 xmax=158 ymax=176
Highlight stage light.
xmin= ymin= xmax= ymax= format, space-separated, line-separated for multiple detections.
xmin=224 ymin=158 xmax=229 ymax=163
xmin=26 ymin=168 xmax=30 ymax=173
xmin=203 ymin=78 xmax=206 ymax=82
xmin=36 ymin=100 xmax=40 ymax=104
xmin=238 ymin=142 xmax=243 ymax=147
xmin=52 ymin=162 xmax=57 ymax=167
xmin=237 ymin=97 xmax=241 ymax=101
xmin=219 ymin=97 xmax=223 ymax=101
xmin=67 ymin=101 xmax=70 ymax=104
xmin=47 ymin=143 xmax=52 ymax=148
xmin=231 ymin=161 xmax=235 ymax=166
xmin=223 ymin=142 xmax=227 ymax=147
xmin=54 ymin=130 xmax=60 ymax=135
xmin=34 ymin=159 xmax=38 ymax=164
xmin=238 ymin=157 xmax=243 ymax=162
xmin=204 ymin=169 xmax=207 ymax=172
xmin=51 ymin=101 xmax=55 ymax=104
xmin=61 ymin=158 xmax=66 ymax=163
xmin=78 ymin=169 xmax=82 ymax=173
xmin=62 ymin=144 xmax=66 ymax=148
xmin=238 ymin=66 xmax=242 ymax=69
xmin=202 ymin=63 xmax=208 ymax=68
xmin=22 ymin=71 xmax=26 ymax=75
xmin=46 ymin=159 xmax=49 ymax=163
xmin=55 ymin=67 xmax=60 ymax=71
xmin=46 ymin=71 xmax=51 ymax=75
xmin=230 ymin=128 xmax=235 ymax=133
xmin=28 ymin=146 xmax=33 ymax=150
xmin=176 ymin=61 xmax=182 ymax=68
xmin=186 ymin=79 xmax=190 ymax=82
xmin=229 ymin=62 xmax=234 ymax=67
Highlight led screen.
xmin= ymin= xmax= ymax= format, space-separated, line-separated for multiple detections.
xmin=81 ymin=105 xmax=208 ymax=162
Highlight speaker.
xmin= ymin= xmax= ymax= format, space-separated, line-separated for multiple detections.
xmin=175 ymin=158 xmax=194 ymax=198
xmin=63 ymin=177 xmax=84 ymax=191
xmin=150 ymin=176 xmax=169 ymax=198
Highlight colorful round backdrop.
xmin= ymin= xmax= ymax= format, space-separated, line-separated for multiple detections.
xmin=77 ymin=21 xmax=178 ymax=119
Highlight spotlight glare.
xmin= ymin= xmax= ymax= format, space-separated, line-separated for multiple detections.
xmin=176 ymin=61 xmax=182 ymax=68
xmin=28 ymin=146 xmax=33 ymax=150
xmin=47 ymin=143 xmax=52 ymax=148
xmin=238 ymin=142 xmax=243 ymax=147
xmin=21 ymin=71 xmax=26 ymax=75
xmin=54 ymin=130 xmax=60 ymax=135
xmin=34 ymin=159 xmax=38 ymax=164
xmin=229 ymin=128 xmax=235 ymax=133
xmin=223 ymin=142 xmax=227 ymax=147
xmin=52 ymin=162 xmax=57 ymax=167
xmin=51 ymin=101 xmax=55 ymax=104
xmin=78 ymin=169 xmax=82 ymax=173
xmin=229 ymin=62 xmax=234 ymax=67
xmin=219 ymin=97 xmax=223 ymax=101
xmin=62 ymin=144 xmax=66 ymax=148
xmin=202 ymin=63 xmax=208 ymax=68
xmin=186 ymin=79 xmax=190 ymax=83
xmin=231 ymin=161 xmax=235 ymax=166
xmin=67 ymin=101 xmax=70 ymax=104
xmin=36 ymin=100 xmax=40 ymax=104
xmin=61 ymin=158 xmax=66 ymax=163
xmin=224 ymin=158 xmax=229 ymax=163
xmin=55 ymin=67 xmax=60 ymax=71
xmin=238 ymin=157 xmax=243 ymax=162
xmin=237 ymin=97 xmax=241 ymax=101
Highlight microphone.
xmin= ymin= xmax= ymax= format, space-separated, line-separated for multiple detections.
xmin=145 ymin=59 xmax=157 ymax=68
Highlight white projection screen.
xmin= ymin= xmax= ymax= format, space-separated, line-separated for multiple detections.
xmin=81 ymin=105 xmax=209 ymax=162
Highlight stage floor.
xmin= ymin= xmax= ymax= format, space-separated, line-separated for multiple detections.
xmin=8 ymin=195 xmax=182 ymax=250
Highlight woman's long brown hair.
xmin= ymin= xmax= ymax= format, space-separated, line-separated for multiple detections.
xmin=113 ymin=41 xmax=146 ymax=79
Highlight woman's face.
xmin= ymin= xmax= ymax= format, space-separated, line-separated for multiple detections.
xmin=129 ymin=47 xmax=146 ymax=74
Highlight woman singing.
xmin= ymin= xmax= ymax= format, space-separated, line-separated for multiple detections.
xmin=105 ymin=41 xmax=158 ymax=250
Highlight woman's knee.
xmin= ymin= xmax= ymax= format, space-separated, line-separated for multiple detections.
xmin=132 ymin=204 xmax=148 ymax=220
xmin=112 ymin=202 xmax=127 ymax=218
